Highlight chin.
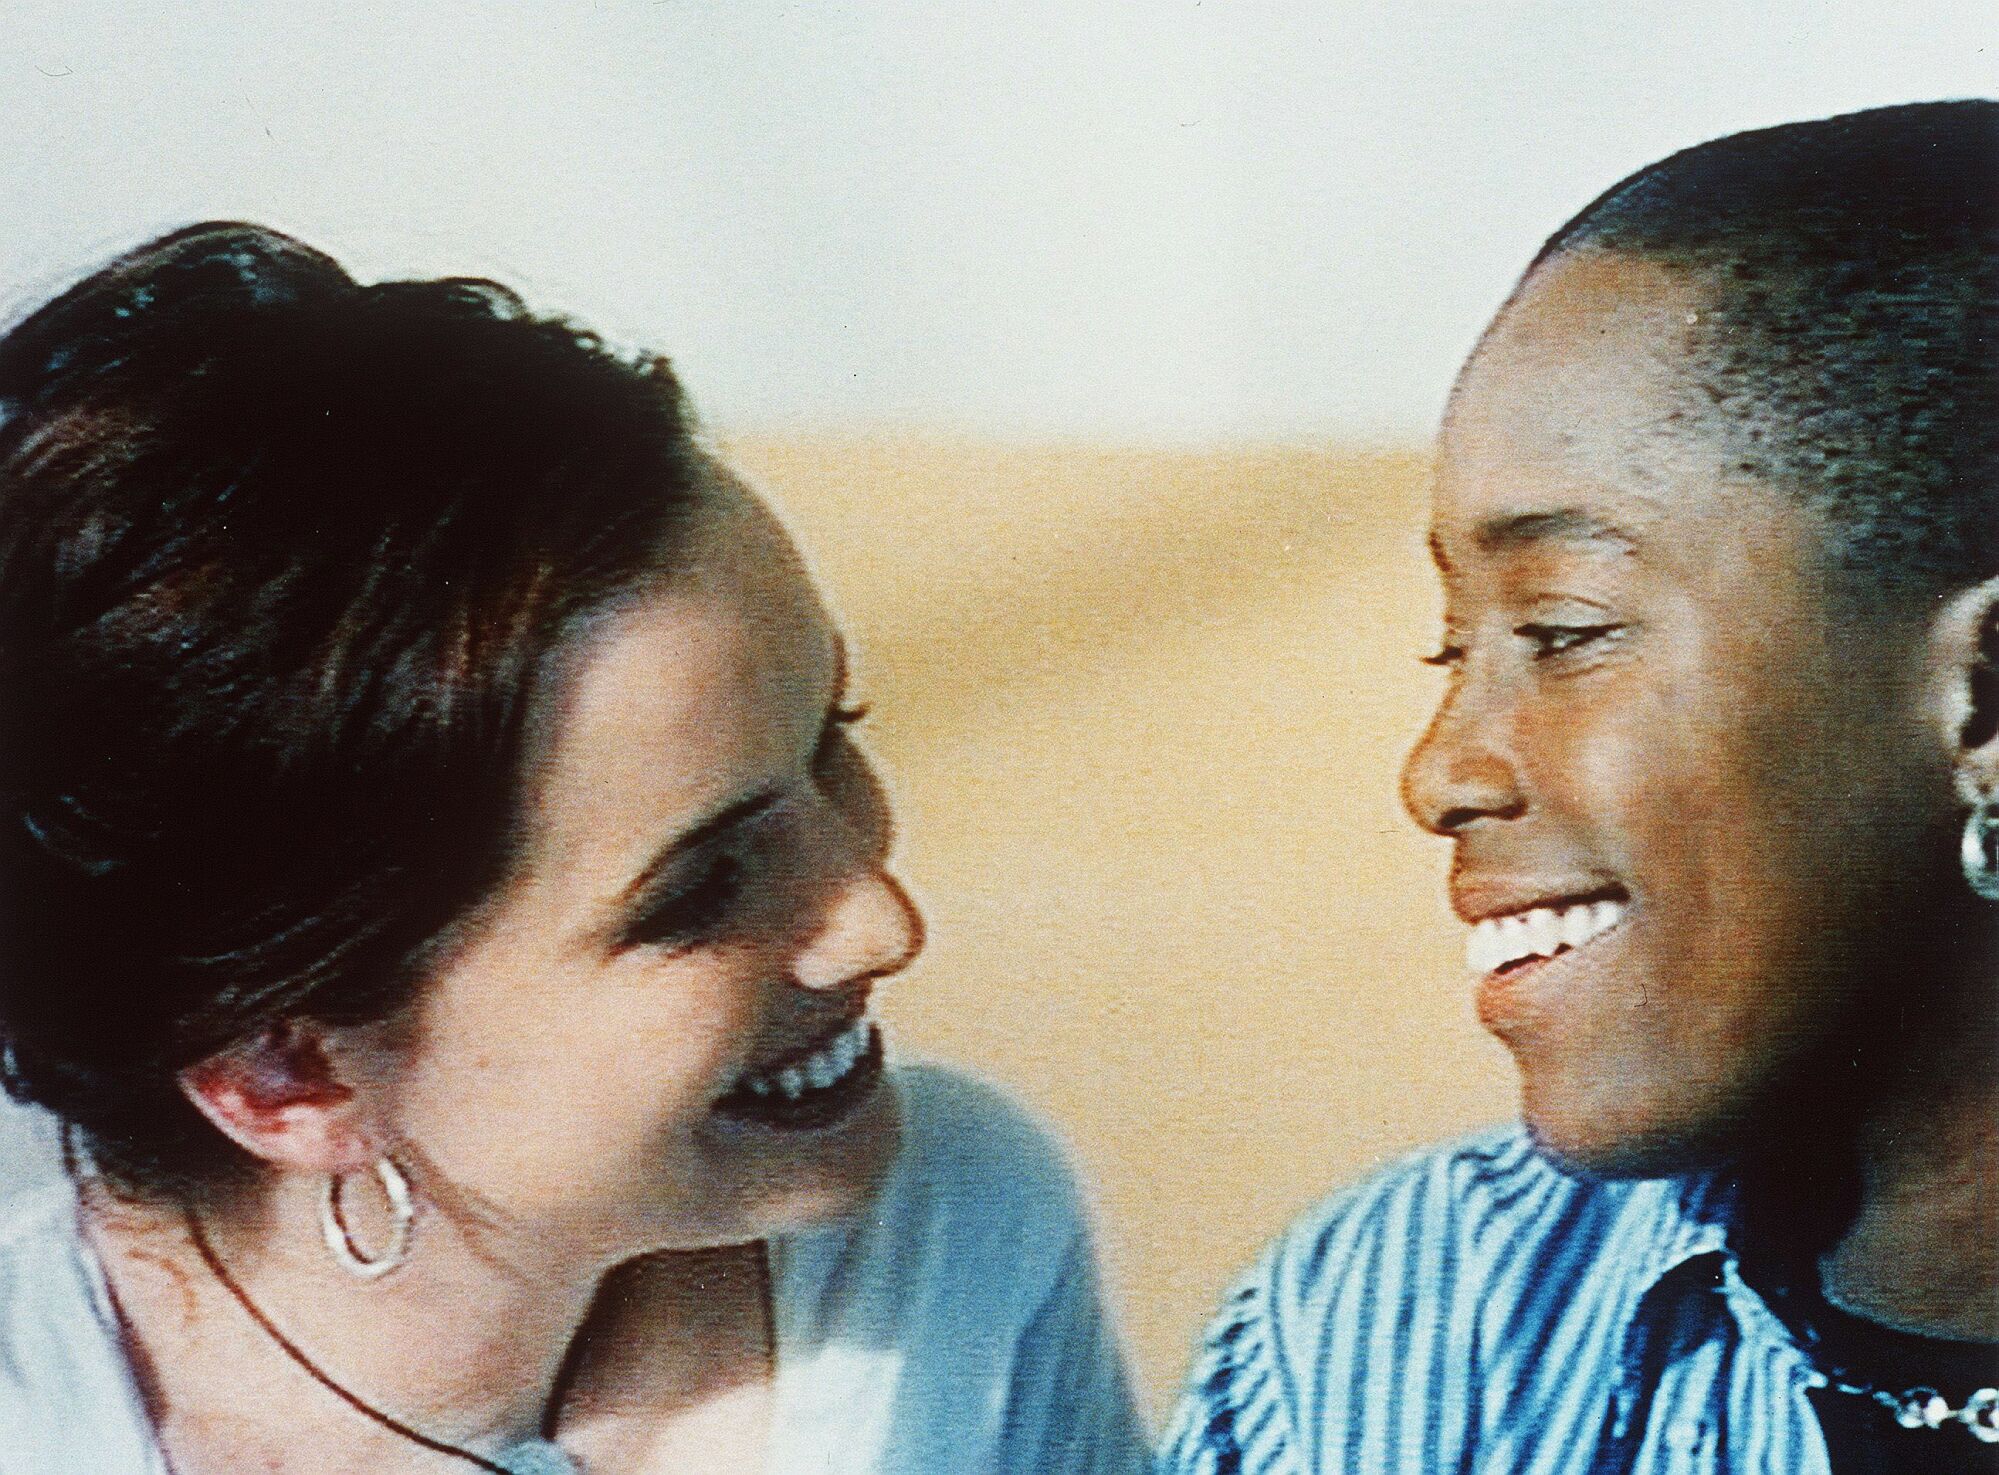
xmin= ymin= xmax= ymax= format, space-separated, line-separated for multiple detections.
xmin=738 ymin=1078 xmax=904 ymax=1237
xmin=637 ymin=1078 xmax=902 ymax=1252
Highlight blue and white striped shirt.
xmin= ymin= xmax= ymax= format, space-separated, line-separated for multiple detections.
xmin=1159 ymin=1126 xmax=1849 ymax=1474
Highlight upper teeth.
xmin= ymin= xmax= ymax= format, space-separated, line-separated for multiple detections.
xmin=1467 ymin=899 xmax=1625 ymax=976
xmin=742 ymin=1017 xmax=874 ymax=1101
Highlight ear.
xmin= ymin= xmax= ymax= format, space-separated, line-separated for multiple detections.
xmin=178 ymin=1021 xmax=377 ymax=1177
xmin=1932 ymin=574 xmax=1999 ymax=806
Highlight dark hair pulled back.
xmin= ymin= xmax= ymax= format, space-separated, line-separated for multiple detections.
xmin=0 ymin=223 xmax=704 ymax=1194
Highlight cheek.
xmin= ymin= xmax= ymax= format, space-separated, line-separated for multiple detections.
xmin=1515 ymin=673 xmax=1682 ymax=867
xmin=539 ymin=963 xmax=765 ymax=1126
xmin=392 ymin=953 xmax=767 ymax=1174
xmin=1514 ymin=662 xmax=1815 ymax=1012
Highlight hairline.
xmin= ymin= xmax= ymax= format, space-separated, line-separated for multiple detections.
xmin=1498 ymin=238 xmax=1978 ymax=613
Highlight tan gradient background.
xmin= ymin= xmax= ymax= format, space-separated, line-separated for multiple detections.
xmin=721 ymin=433 xmax=1518 ymax=1419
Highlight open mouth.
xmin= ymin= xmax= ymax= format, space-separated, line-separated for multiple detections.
xmin=713 ymin=1016 xmax=885 ymax=1130
xmin=1467 ymin=891 xmax=1629 ymax=979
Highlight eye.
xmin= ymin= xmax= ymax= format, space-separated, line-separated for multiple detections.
xmin=1419 ymin=643 xmax=1465 ymax=669
xmin=622 ymin=855 xmax=745 ymax=951
xmin=1515 ymin=622 xmax=1623 ymax=661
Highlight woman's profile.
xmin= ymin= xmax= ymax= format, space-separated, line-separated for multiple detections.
xmin=1164 ymin=100 xmax=1998 ymax=1471
xmin=0 ymin=224 xmax=1145 ymax=1473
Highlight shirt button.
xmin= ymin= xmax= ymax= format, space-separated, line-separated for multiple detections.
xmin=1665 ymin=1419 xmax=1704 ymax=1451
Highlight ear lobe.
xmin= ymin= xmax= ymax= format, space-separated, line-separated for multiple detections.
xmin=178 ymin=1023 xmax=373 ymax=1176
xmin=1937 ymin=574 xmax=1999 ymax=806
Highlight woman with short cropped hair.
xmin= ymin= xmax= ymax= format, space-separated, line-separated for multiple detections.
xmin=1165 ymin=100 xmax=1999 ymax=1474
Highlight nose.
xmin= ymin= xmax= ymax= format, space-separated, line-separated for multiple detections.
xmin=1400 ymin=683 xmax=1527 ymax=836
xmin=792 ymin=867 xmax=925 ymax=992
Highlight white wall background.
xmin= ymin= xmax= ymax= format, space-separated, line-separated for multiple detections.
xmin=0 ymin=2 xmax=1989 ymax=444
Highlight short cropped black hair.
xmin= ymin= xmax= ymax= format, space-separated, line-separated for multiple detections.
xmin=0 ymin=223 xmax=705 ymax=1194
xmin=1533 ymin=100 xmax=1997 ymax=598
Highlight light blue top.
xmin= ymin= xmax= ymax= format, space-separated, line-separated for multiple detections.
xmin=0 ymin=1063 xmax=1146 ymax=1474
xmin=1158 ymin=1126 xmax=1843 ymax=1475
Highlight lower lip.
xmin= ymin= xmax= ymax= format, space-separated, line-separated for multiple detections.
xmin=1473 ymin=921 xmax=1629 ymax=1031
xmin=711 ymin=1025 xmax=886 ymax=1133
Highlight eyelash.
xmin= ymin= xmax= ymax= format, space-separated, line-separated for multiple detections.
xmin=1517 ymin=622 xmax=1622 ymax=660
xmin=814 ymin=702 xmax=869 ymax=762
xmin=1419 ymin=625 xmax=1623 ymax=668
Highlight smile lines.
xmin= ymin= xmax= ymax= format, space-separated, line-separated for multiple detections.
xmin=1467 ymin=897 xmax=1627 ymax=976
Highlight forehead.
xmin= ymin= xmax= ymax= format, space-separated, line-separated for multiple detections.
xmin=1436 ymin=250 xmax=1726 ymax=549
xmin=520 ymin=481 xmax=834 ymax=896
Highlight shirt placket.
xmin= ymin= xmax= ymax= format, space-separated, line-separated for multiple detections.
xmin=1601 ymin=1250 xmax=1830 ymax=1475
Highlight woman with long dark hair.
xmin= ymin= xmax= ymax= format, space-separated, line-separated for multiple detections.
xmin=0 ymin=224 xmax=1145 ymax=1474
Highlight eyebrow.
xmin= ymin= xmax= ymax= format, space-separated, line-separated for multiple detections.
xmin=1431 ymin=507 xmax=1639 ymax=570
xmin=1473 ymin=508 xmax=1638 ymax=553
xmin=829 ymin=634 xmax=851 ymax=707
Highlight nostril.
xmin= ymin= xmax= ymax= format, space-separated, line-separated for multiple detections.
xmin=1436 ymin=793 xmax=1526 ymax=833
xmin=1402 ymin=696 xmax=1526 ymax=837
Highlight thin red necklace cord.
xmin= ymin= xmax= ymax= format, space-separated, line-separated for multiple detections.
xmin=184 ymin=1209 xmax=517 ymax=1473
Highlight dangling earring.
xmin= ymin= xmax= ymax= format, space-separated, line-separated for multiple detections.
xmin=319 ymin=1157 xmax=414 ymax=1279
xmin=1963 ymin=800 xmax=1999 ymax=902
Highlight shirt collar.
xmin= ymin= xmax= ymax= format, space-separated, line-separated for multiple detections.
xmin=1630 ymin=1163 xmax=1742 ymax=1291
xmin=1615 ymin=1161 xmax=1819 ymax=1372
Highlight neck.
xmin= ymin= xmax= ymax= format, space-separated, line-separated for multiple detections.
xmin=96 ymin=1167 xmax=613 ymax=1458
xmin=1821 ymin=1077 xmax=1998 ymax=1342
xmin=1814 ymin=975 xmax=1999 ymax=1341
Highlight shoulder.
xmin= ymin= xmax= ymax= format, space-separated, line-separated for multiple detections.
xmin=771 ymin=1064 xmax=1133 ymax=1469
xmin=775 ymin=1062 xmax=1093 ymax=1337
xmin=0 ymin=1099 xmax=113 ymax=1361
xmin=1246 ymin=1123 xmax=1691 ymax=1338
xmin=883 ymin=1066 xmax=1148 ymax=1471
xmin=859 ymin=1062 xmax=1092 ymax=1299
xmin=0 ymin=1094 xmax=65 ymax=1204
xmin=890 ymin=1062 xmax=1086 ymax=1232
xmin=1256 ymin=1123 xmax=1639 ymax=1306
xmin=1161 ymin=1127 xmax=1690 ymax=1473
xmin=0 ymin=1183 xmax=161 ymax=1471
xmin=0 ymin=1179 xmax=91 ymax=1313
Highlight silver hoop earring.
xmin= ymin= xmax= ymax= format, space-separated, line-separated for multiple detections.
xmin=1964 ymin=800 xmax=1999 ymax=902
xmin=319 ymin=1158 xmax=413 ymax=1279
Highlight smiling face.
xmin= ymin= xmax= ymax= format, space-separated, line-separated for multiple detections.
xmin=355 ymin=472 xmax=922 ymax=1256
xmin=1403 ymin=249 xmax=1960 ymax=1177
